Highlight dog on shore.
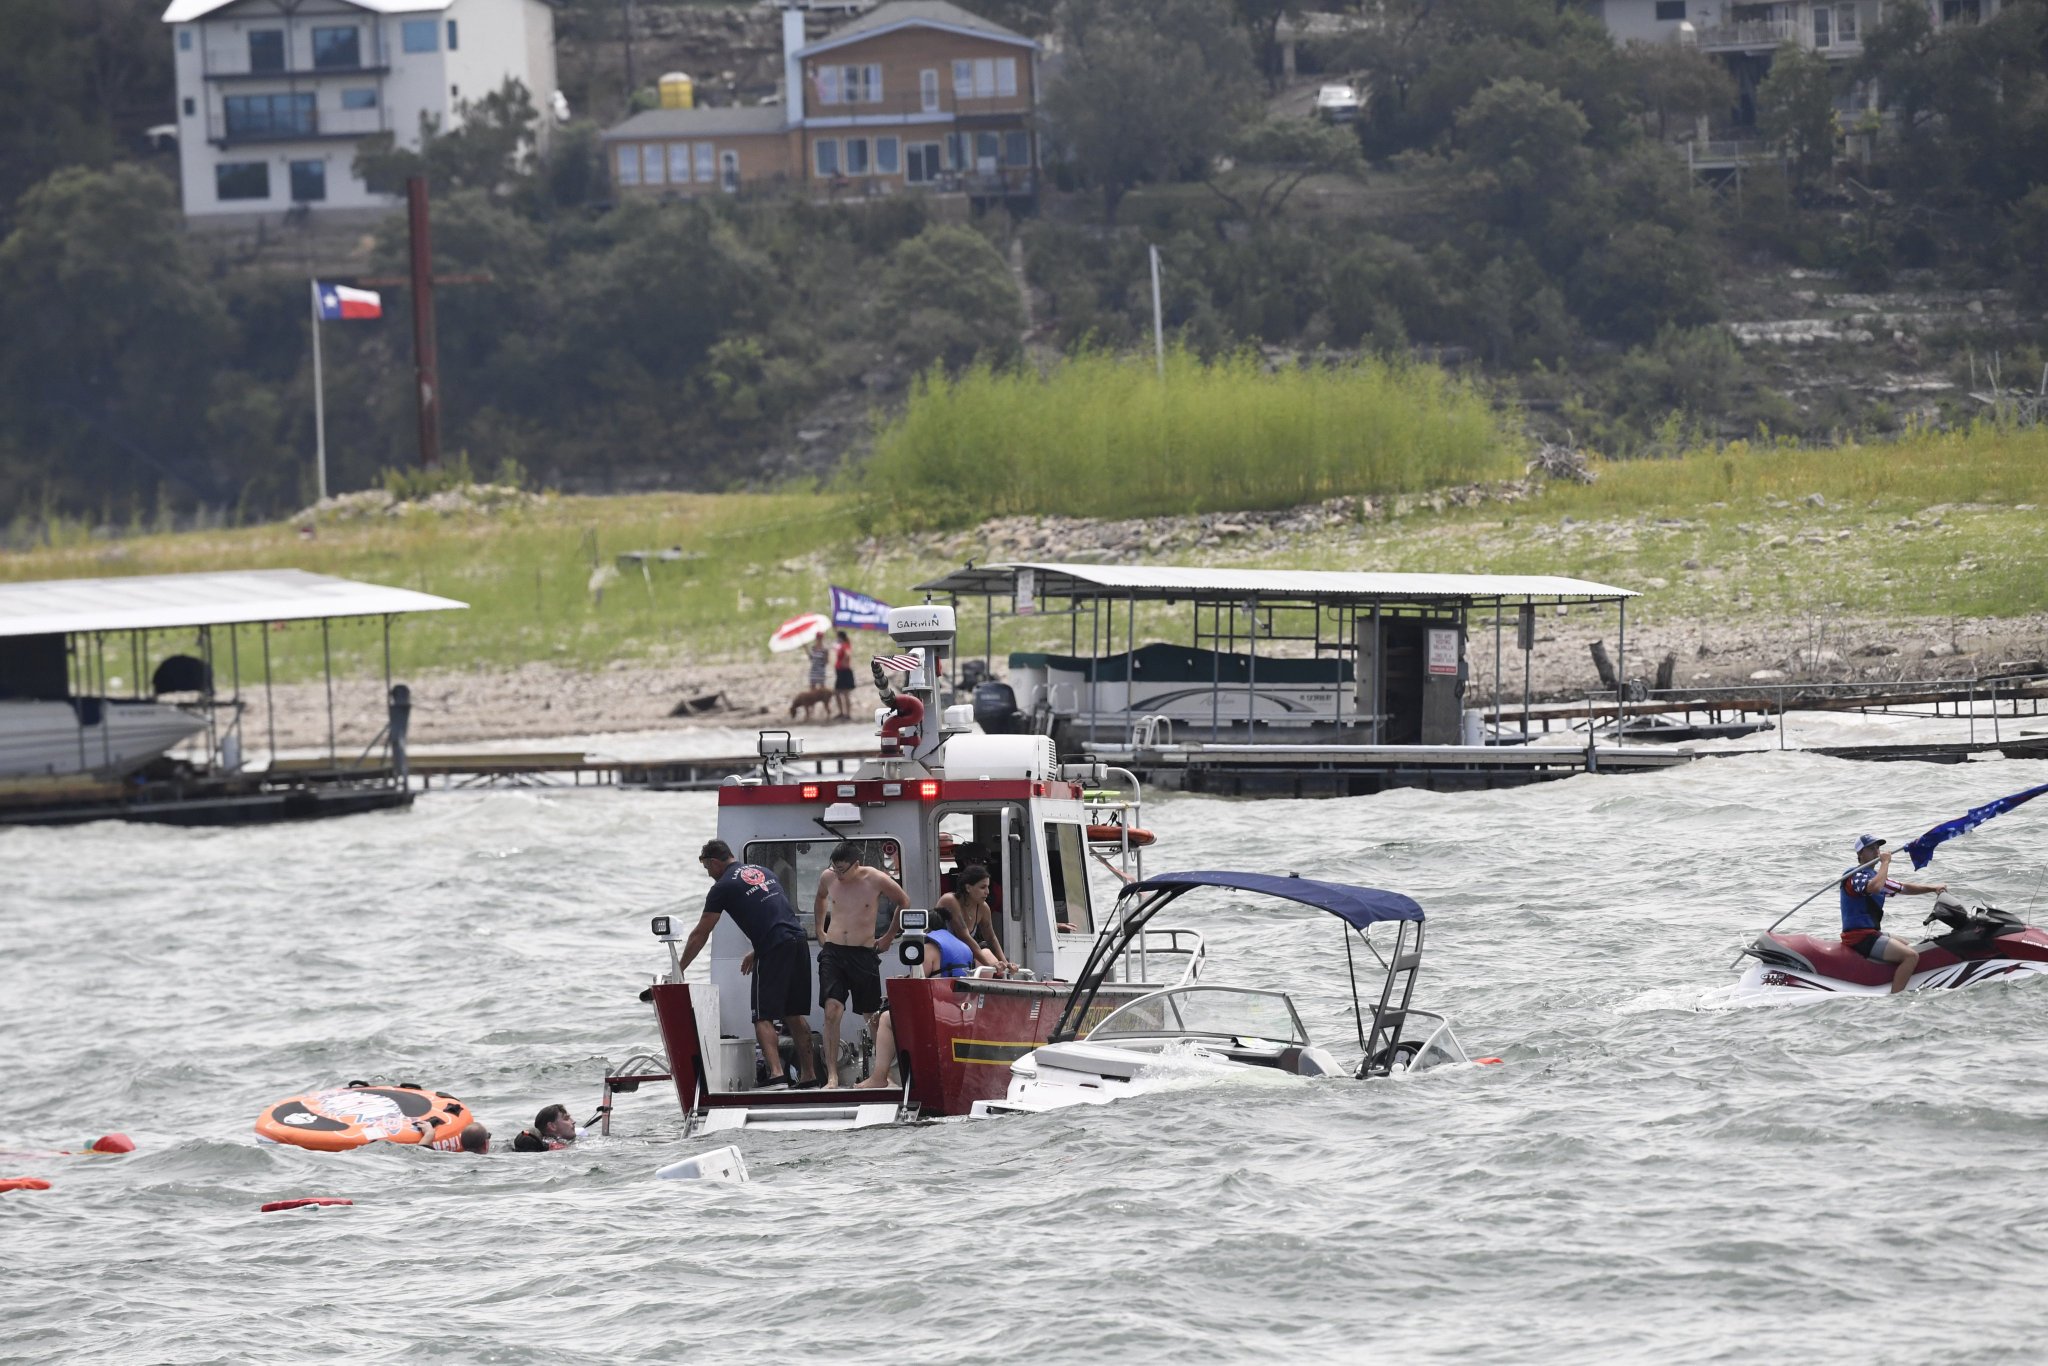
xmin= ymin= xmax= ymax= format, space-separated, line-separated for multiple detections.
xmin=789 ymin=686 xmax=835 ymax=720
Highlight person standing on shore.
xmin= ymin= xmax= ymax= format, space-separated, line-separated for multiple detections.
xmin=832 ymin=631 xmax=856 ymax=720
xmin=679 ymin=839 xmax=820 ymax=1088
xmin=807 ymin=637 xmax=829 ymax=698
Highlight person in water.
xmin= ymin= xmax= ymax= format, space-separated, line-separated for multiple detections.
xmin=681 ymin=839 xmax=820 ymax=1088
xmin=416 ymin=1120 xmax=490 ymax=1152
xmin=855 ymin=903 xmax=1002 ymax=1090
xmin=535 ymin=1103 xmax=579 ymax=1147
xmin=936 ymin=864 xmax=1012 ymax=973
xmin=813 ymin=842 xmax=911 ymax=1087
xmin=1842 ymin=833 xmax=1947 ymax=993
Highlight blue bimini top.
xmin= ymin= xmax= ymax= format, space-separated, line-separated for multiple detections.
xmin=1115 ymin=870 xmax=1423 ymax=929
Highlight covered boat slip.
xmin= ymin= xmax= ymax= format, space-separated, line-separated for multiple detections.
xmin=916 ymin=562 xmax=1643 ymax=793
xmin=0 ymin=569 xmax=464 ymax=825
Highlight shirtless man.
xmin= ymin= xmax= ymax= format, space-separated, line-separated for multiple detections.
xmin=813 ymin=842 xmax=910 ymax=1087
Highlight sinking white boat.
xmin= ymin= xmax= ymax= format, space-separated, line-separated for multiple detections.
xmin=0 ymin=698 xmax=206 ymax=780
xmin=979 ymin=870 xmax=1482 ymax=1117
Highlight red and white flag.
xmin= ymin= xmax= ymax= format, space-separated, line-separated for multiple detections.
xmin=874 ymin=654 xmax=922 ymax=673
xmin=315 ymin=281 xmax=383 ymax=321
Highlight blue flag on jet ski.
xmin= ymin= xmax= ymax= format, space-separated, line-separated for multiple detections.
xmin=1903 ymin=781 xmax=2048 ymax=869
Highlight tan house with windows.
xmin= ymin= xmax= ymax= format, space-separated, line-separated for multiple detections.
xmin=600 ymin=1 xmax=1038 ymax=201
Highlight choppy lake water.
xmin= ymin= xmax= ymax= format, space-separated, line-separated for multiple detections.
xmin=8 ymin=751 xmax=2048 ymax=1363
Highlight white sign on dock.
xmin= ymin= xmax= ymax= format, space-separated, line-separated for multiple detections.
xmin=1428 ymin=629 xmax=1460 ymax=676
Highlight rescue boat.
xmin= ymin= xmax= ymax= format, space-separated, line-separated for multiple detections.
xmin=624 ymin=605 xmax=1201 ymax=1134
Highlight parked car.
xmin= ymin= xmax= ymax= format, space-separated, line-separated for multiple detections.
xmin=1314 ymin=83 xmax=1360 ymax=123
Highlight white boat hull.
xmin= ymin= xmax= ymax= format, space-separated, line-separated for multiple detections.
xmin=0 ymin=699 xmax=207 ymax=780
xmin=1705 ymin=957 xmax=2048 ymax=1007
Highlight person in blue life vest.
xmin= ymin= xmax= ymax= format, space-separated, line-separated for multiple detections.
xmin=1842 ymin=833 xmax=1947 ymax=993
xmin=853 ymin=902 xmax=1002 ymax=1090
xmin=679 ymin=839 xmax=821 ymax=1088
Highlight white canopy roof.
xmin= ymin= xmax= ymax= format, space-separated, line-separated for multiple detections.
xmin=916 ymin=562 xmax=1635 ymax=604
xmin=0 ymin=570 xmax=467 ymax=639
xmin=162 ymin=0 xmax=448 ymax=22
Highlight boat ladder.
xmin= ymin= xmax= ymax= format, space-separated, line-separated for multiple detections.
xmin=1357 ymin=920 xmax=1424 ymax=1079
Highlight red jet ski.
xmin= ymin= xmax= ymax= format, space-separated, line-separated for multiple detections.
xmin=1723 ymin=895 xmax=2048 ymax=1001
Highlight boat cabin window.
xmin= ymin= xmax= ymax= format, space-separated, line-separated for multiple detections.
xmin=1042 ymin=822 xmax=1094 ymax=934
xmin=743 ymin=838 xmax=901 ymax=940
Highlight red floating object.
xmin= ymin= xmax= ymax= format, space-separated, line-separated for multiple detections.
xmin=259 ymin=1197 xmax=353 ymax=1212
xmin=0 ymin=1177 xmax=53 ymax=1193
xmin=88 ymin=1134 xmax=135 ymax=1154
xmin=1475 ymin=1057 xmax=1505 ymax=1066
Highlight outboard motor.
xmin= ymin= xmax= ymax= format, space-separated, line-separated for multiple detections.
xmin=972 ymin=680 xmax=1027 ymax=735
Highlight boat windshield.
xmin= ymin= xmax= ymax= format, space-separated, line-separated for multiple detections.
xmin=1086 ymin=986 xmax=1308 ymax=1045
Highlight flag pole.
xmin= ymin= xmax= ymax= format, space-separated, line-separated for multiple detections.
xmin=309 ymin=278 xmax=328 ymax=502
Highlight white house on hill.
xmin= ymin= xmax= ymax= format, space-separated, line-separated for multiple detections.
xmin=161 ymin=0 xmax=558 ymax=223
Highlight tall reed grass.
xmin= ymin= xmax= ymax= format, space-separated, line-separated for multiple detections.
xmin=861 ymin=349 xmax=1520 ymax=527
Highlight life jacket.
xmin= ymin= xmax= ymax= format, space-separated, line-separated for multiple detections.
xmin=1839 ymin=869 xmax=1886 ymax=938
xmin=930 ymin=928 xmax=976 ymax=978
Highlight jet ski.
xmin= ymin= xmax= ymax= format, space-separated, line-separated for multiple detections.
xmin=1719 ymin=893 xmax=2048 ymax=1002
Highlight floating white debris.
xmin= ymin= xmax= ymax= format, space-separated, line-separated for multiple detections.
xmin=656 ymin=1145 xmax=750 ymax=1183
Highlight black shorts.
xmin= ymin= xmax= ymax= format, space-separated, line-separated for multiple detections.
xmin=751 ymin=938 xmax=812 ymax=1024
xmin=817 ymin=942 xmax=883 ymax=1014
xmin=834 ymin=667 xmax=856 ymax=691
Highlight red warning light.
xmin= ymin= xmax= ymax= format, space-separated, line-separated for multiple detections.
xmin=801 ymin=784 xmax=820 ymax=799
xmin=918 ymin=780 xmax=940 ymax=799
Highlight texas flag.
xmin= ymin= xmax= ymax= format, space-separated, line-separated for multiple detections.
xmin=315 ymin=282 xmax=382 ymax=321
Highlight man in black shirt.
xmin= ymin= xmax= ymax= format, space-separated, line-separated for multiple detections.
xmin=676 ymin=839 xmax=819 ymax=1088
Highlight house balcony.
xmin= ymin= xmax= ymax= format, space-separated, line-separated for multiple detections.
xmin=203 ymin=53 xmax=393 ymax=81
xmin=802 ymin=92 xmax=1032 ymax=123
xmin=1696 ymin=18 xmax=1798 ymax=50
xmin=207 ymin=105 xmax=388 ymax=147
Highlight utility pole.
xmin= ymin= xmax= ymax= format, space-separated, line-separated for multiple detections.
xmin=406 ymin=176 xmax=440 ymax=469
xmin=1149 ymin=244 xmax=1165 ymax=379
xmin=622 ymin=0 xmax=637 ymax=98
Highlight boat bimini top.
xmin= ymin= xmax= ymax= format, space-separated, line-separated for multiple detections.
xmin=1049 ymin=870 xmax=1447 ymax=1078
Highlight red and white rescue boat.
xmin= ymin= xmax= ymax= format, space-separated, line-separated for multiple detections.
xmin=617 ymin=605 xmax=1200 ymax=1133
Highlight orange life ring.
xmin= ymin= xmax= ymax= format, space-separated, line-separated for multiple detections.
xmin=1086 ymin=824 xmax=1155 ymax=847
xmin=254 ymin=1084 xmax=474 ymax=1153
xmin=0 ymin=1177 xmax=52 ymax=1193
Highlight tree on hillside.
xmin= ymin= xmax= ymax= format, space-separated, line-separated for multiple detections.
xmin=0 ymin=166 xmax=240 ymax=511
xmin=1337 ymin=0 xmax=1635 ymax=159
xmin=1454 ymin=78 xmax=1591 ymax=242
xmin=1232 ymin=0 xmax=1305 ymax=85
xmin=1042 ymin=0 xmax=1257 ymax=217
xmin=881 ymin=225 xmax=1025 ymax=375
xmin=956 ymin=0 xmax=1061 ymax=37
xmin=355 ymin=79 xmax=543 ymax=198
xmin=1619 ymin=41 xmax=1736 ymax=140
xmin=1203 ymin=117 xmax=1363 ymax=226
xmin=1757 ymin=46 xmax=1837 ymax=187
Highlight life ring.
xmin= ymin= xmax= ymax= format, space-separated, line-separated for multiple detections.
xmin=254 ymin=1084 xmax=474 ymax=1152
xmin=1086 ymin=824 xmax=1155 ymax=847
xmin=0 ymin=1177 xmax=52 ymax=1193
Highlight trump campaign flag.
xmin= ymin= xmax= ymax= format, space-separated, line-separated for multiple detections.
xmin=315 ymin=282 xmax=383 ymax=321
xmin=1903 ymin=780 xmax=2048 ymax=869
xmin=830 ymin=585 xmax=891 ymax=631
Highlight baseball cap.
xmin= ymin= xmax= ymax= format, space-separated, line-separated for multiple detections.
xmin=1852 ymin=833 xmax=1885 ymax=855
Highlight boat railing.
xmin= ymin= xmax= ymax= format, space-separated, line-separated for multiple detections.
xmin=1118 ymin=926 xmax=1205 ymax=987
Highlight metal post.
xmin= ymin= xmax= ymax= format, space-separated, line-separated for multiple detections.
xmin=406 ymin=176 xmax=442 ymax=469
xmin=1125 ymin=591 xmax=1135 ymax=747
xmin=1246 ymin=597 xmax=1258 ymax=737
xmin=1210 ymin=603 xmax=1221 ymax=742
xmin=309 ymin=278 xmax=328 ymax=501
xmin=1522 ymin=598 xmax=1532 ymax=737
xmin=263 ymin=623 xmax=276 ymax=767
xmin=1616 ymin=598 xmax=1627 ymax=734
xmin=1371 ymin=603 xmax=1382 ymax=745
xmin=323 ymin=617 xmax=337 ymax=768
xmin=1149 ymin=245 xmax=1165 ymax=380
xmin=1492 ymin=599 xmax=1502 ymax=746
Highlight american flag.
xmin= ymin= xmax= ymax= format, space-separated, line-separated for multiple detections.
xmin=874 ymin=654 xmax=922 ymax=673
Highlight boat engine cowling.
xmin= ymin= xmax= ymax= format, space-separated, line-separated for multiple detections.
xmin=972 ymin=680 xmax=1027 ymax=735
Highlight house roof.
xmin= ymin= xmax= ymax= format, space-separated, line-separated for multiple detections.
xmin=0 ymin=570 xmax=467 ymax=639
xmin=795 ymin=0 xmax=1035 ymax=57
xmin=163 ymin=0 xmax=449 ymax=20
xmin=915 ymin=562 xmax=1637 ymax=605
xmin=601 ymin=105 xmax=789 ymax=141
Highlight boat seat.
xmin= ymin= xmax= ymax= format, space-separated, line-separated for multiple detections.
xmin=1274 ymin=1045 xmax=1343 ymax=1077
xmin=1774 ymin=934 xmax=1897 ymax=987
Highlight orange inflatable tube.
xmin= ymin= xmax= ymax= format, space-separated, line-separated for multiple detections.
xmin=1086 ymin=824 xmax=1156 ymax=848
xmin=0 ymin=1177 xmax=52 ymax=1193
xmin=254 ymin=1084 xmax=474 ymax=1152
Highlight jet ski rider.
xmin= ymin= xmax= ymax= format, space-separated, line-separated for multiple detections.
xmin=1842 ymin=833 xmax=1947 ymax=993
